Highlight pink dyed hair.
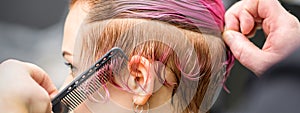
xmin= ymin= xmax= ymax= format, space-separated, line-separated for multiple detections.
xmin=75 ymin=0 xmax=234 ymax=112
xmin=90 ymin=0 xmax=223 ymax=33
xmin=88 ymin=0 xmax=234 ymax=91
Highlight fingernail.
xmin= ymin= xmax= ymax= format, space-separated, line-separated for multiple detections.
xmin=223 ymin=30 xmax=234 ymax=45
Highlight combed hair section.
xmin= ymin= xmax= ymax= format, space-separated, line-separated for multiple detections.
xmin=74 ymin=18 xmax=227 ymax=113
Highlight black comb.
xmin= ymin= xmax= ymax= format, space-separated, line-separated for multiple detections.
xmin=52 ymin=47 xmax=127 ymax=113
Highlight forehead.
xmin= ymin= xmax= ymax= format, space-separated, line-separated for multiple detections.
xmin=62 ymin=1 xmax=90 ymax=59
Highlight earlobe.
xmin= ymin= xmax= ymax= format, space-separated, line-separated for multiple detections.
xmin=128 ymin=55 xmax=154 ymax=105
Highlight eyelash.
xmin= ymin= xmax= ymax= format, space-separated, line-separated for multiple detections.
xmin=64 ymin=62 xmax=76 ymax=72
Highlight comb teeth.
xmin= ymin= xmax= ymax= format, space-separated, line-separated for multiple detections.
xmin=95 ymin=64 xmax=111 ymax=85
xmin=60 ymin=62 xmax=113 ymax=111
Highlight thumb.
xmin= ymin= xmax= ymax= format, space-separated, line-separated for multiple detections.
xmin=23 ymin=62 xmax=58 ymax=98
xmin=223 ymin=30 xmax=265 ymax=75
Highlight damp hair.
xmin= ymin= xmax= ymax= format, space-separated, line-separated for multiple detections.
xmin=75 ymin=20 xmax=227 ymax=113
xmin=72 ymin=0 xmax=231 ymax=113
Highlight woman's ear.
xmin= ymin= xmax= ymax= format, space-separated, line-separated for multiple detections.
xmin=128 ymin=55 xmax=154 ymax=105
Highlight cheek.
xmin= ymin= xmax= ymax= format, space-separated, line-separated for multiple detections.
xmin=106 ymin=83 xmax=134 ymax=109
xmin=74 ymin=103 xmax=92 ymax=113
xmin=76 ymin=83 xmax=134 ymax=113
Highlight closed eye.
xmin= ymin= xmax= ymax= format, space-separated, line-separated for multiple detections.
xmin=64 ymin=62 xmax=77 ymax=73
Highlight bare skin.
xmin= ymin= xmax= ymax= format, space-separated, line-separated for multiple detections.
xmin=223 ymin=0 xmax=300 ymax=75
xmin=0 ymin=59 xmax=57 ymax=113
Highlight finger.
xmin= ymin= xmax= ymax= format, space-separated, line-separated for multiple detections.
xmin=243 ymin=0 xmax=259 ymax=18
xmin=23 ymin=62 xmax=58 ymax=98
xmin=223 ymin=30 xmax=265 ymax=75
xmin=30 ymin=94 xmax=52 ymax=113
xmin=246 ymin=22 xmax=262 ymax=38
xmin=0 ymin=59 xmax=54 ymax=113
xmin=239 ymin=10 xmax=255 ymax=35
xmin=224 ymin=1 xmax=242 ymax=31
xmin=244 ymin=0 xmax=284 ymax=19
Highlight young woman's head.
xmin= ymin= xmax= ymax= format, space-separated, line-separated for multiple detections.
xmin=62 ymin=0 xmax=233 ymax=113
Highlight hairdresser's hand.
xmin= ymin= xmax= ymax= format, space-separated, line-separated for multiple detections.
xmin=223 ymin=0 xmax=300 ymax=75
xmin=0 ymin=59 xmax=58 ymax=113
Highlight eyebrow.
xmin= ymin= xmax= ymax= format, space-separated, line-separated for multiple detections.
xmin=62 ymin=51 xmax=72 ymax=58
